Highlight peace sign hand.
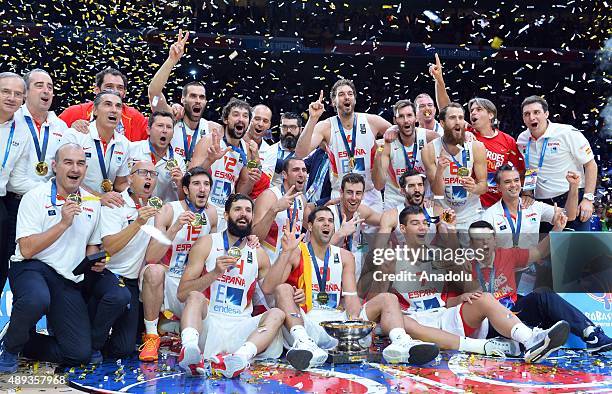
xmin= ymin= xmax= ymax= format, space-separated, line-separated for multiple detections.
xmin=207 ymin=133 xmax=231 ymax=164
xmin=281 ymin=218 xmax=305 ymax=253
xmin=275 ymin=185 xmax=302 ymax=213
xmin=308 ymin=90 xmax=325 ymax=120
xmin=169 ymin=29 xmax=189 ymax=63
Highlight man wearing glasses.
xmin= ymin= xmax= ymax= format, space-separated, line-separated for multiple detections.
xmin=262 ymin=112 xmax=303 ymax=189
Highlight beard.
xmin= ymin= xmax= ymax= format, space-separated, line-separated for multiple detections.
xmin=184 ymin=106 xmax=202 ymax=122
xmin=280 ymin=133 xmax=298 ymax=150
xmin=443 ymin=128 xmax=465 ymax=145
xmin=406 ymin=192 xmax=424 ymax=206
xmin=227 ymin=125 xmax=245 ymax=140
xmin=227 ymin=217 xmax=252 ymax=238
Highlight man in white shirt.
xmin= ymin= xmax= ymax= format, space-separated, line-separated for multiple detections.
xmin=0 ymin=143 xmax=104 ymax=372
xmin=85 ymin=161 xmax=159 ymax=362
xmin=262 ymin=112 xmax=303 ymax=189
xmin=60 ymin=91 xmax=130 ymax=207
xmin=414 ymin=93 xmax=443 ymax=136
xmin=244 ymin=104 xmax=273 ymax=200
xmin=128 ymin=111 xmax=186 ymax=202
xmin=516 ymin=95 xmax=597 ymax=231
xmin=0 ymin=72 xmax=32 ymax=294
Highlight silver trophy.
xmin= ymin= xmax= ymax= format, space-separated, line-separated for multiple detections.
xmin=320 ymin=320 xmax=380 ymax=363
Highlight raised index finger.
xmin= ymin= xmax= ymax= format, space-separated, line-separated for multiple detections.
xmin=318 ymin=89 xmax=324 ymax=103
xmin=435 ymin=53 xmax=441 ymax=67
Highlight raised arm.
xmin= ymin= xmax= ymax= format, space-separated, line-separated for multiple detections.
xmin=430 ymin=53 xmax=451 ymax=111
xmin=372 ymin=125 xmax=396 ymax=191
xmin=176 ymin=235 xmax=224 ymax=302
xmin=294 ymin=90 xmax=327 ymax=159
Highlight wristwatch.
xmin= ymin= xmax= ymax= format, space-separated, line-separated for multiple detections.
xmin=583 ymin=193 xmax=595 ymax=201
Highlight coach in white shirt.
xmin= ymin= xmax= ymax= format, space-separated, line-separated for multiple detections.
xmin=0 ymin=72 xmax=32 ymax=294
xmin=128 ymin=111 xmax=186 ymax=202
xmin=517 ymin=95 xmax=597 ymax=231
xmin=86 ymin=161 xmax=158 ymax=360
xmin=61 ymin=90 xmax=130 ymax=208
xmin=483 ymin=164 xmax=580 ymax=249
xmin=0 ymin=143 xmax=104 ymax=370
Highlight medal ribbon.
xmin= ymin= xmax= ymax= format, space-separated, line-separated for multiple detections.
xmin=398 ymin=134 xmax=418 ymax=170
xmin=2 ymin=121 xmax=15 ymax=169
xmin=24 ymin=116 xmax=49 ymax=166
xmin=222 ymin=230 xmax=244 ymax=252
xmin=182 ymin=122 xmax=199 ymax=162
xmin=525 ymin=137 xmax=549 ymax=171
xmin=335 ymin=115 xmax=357 ymax=166
xmin=185 ymin=197 xmax=205 ymax=215
xmin=502 ymin=200 xmax=522 ymax=247
xmin=94 ymin=139 xmax=115 ymax=182
xmin=149 ymin=140 xmax=174 ymax=165
xmin=50 ymin=178 xmax=81 ymax=208
xmin=442 ymin=140 xmax=467 ymax=170
xmin=307 ymin=242 xmax=331 ymax=296
xmin=336 ymin=204 xmax=352 ymax=250
xmin=223 ymin=136 xmax=247 ymax=165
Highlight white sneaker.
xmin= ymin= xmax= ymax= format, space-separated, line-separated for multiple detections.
xmin=382 ymin=337 xmax=439 ymax=365
xmin=483 ymin=337 xmax=521 ymax=357
xmin=524 ymin=321 xmax=570 ymax=363
xmin=210 ymin=353 xmax=249 ymax=379
xmin=286 ymin=337 xmax=328 ymax=371
xmin=178 ymin=343 xmax=206 ymax=376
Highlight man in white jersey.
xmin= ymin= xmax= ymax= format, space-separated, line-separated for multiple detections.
xmin=148 ymin=30 xmax=222 ymax=163
xmin=373 ymin=99 xmax=438 ymax=210
xmin=176 ymin=194 xmax=285 ymax=378
xmin=294 ymin=82 xmax=392 ymax=212
xmin=128 ymin=111 xmax=186 ymax=202
xmin=516 ymin=95 xmax=597 ymax=231
xmin=422 ymin=103 xmax=488 ymax=238
xmin=414 ymin=93 xmax=443 ymax=136
xmin=482 ymin=164 xmax=579 ymax=249
xmin=386 ymin=206 xmax=570 ymax=363
xmin=139 ymin=167 xmax=218 ymax=362
xmin=60 ymin=91 xmax=130 ymax=207
xmin=244 ymin=104 xmax=273 ymax=200
xmin=0 ymin=143 xmax=104 ymax=372
xmin=266 ymin=206 xmax=439 ymax=370
xmin=262 ymin=112 xmax=303 ymax=189
xmin=88 ymin=161 xmax=159 ymax=362
xmin=190 ymin=98 xmax=262 ymax=231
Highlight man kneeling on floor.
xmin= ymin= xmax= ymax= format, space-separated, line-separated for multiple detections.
xmin=263 ymin=206 xmax=440 ymax=371
xmin=175 ymin=193 xmax=285 ymax=378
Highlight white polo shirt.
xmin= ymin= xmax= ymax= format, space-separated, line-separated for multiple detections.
xmin=100 ymin=189 xmax=153 ymax=279
xmin=7 ymin=105 xmax=68 ymax=193
xmin=262 ymin=141 xmax=291 ymax=188
xmin=0 ymin=116 xmax=32 ymax=196
xmin=128 ymin=140 xmax=187 ymax=202
xmin=482 ymin=198 xmax=555 ymax=249
xmin=11 ymin=179 xmax=102 ymax=282
xmin=60 ymin=122 xmax=130 ymax=193
xmin=170 ymin=119 xmax=210 ymax=161
xmin=516 ymin=122 xmax=594 ymax=199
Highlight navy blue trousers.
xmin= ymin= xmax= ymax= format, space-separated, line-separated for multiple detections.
xmin=83 ymin=269 xmax=139 ymax=358
xmin=5 ymin=260 xmax=92 ymax=365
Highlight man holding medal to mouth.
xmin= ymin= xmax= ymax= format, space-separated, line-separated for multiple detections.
xmin=128 ymin=111 xmax=187 ymax=203
xmin=60 ymin=90 xmax=131 ymax=208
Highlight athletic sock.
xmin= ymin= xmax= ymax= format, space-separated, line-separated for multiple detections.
xmin=510 ymin=323 xmax=534 ymax=345
xmin=389 ymin=327 xmax=410 ymax=343
xmin=290 ymin=325 xmax=309 ymax=343
xmin=144 ymin=318 xmax=159 ymax=335
xmin=459 ymin=337 xmax=486 ymax=354
xmin=583 ymin=325 xmax=595 ymax=339
xmin=234 ymin=341 xmax=258 ymax=361
xmin=181 ymin=327 xmax=200 ymax=348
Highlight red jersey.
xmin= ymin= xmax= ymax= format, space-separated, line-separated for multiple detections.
xmin=59 ymin=102 xmax=148 ymax=142
xmin=469 ymin=126 xmax=525 ymax=208
xmin=471 ymin=247 xmax=530 ymax=303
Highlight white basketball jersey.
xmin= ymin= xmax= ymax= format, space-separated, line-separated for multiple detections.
xmin=165 ymin=201 xmax=211 ymax=278
xmin=209 ymin=139 xmax=247 ymax=217
xmin=329 ymin=204 xmax=365 ymax=280
xmin=432 ymin=138 xmax=482 ymax=224
xmin=384 ymin=128 xmax=429 ymax=210
xmin=328 ymin=113 xmax=376 ymax=193
xmin=263 ymin=186 xmax=305 ymax=264
xmin=171 ymin=119 xmax=210 ymax=160
xmin=392 ymin=255 xmax=446 ymax=313
xmin=310 ymin=245 xmax=344 ymax=312
xmin=204 ymin=233 xmax=259 ymax=318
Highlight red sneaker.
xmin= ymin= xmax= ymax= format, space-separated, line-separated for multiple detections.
xmin=178 ymin=345 xmax=206 ymax=376
xmin=210 ymin=353 xmax=249 ymax=378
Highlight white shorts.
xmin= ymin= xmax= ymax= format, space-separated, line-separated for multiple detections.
xmin=283 ymin=307 xmax=369 ymax=350
xmin=406 ymin=305 xmax=488 ymax=339
xmin=200 ymin=312 xmax=284 ymax=360
xmin=139 ymin=264 xmax=185 ymax=319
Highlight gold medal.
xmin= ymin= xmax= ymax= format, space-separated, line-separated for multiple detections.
xmin=35 ymin=161 xmax=48 ymax=176
xmin=441 ymin=211 xmax=453 ymax=223
xmin=101 ymin=179 xmax=113 ymax=192
xmin=246 ymin=160 xmax=260 ymax=169
xmin=227 ymin=246 xmax=242 ymax=259
xmin=66 ymin=193 xmax=82 ymax=206
xmin=147 ymin=196 xmax=163 ymax=210
xmin=191 ymin=213 xmax=204 ymax=227
xmin=457 ymin=167 xmax=470 ymax=177
xmin=348 ymin=157 xmax=355 ymax=170
xmin=165 ymin=158 xmax=178 ymax=170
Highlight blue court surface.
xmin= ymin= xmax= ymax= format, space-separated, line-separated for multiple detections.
xmin=58 ymin=350 xmax=611 ymax=393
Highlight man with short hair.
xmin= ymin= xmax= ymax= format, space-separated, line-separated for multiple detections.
xmin=295 ymin=84 xmax=392 ymax=212
xmin=266 ymin=206 xmax=439 ymax=370
xmin=59 ymin=68 xmax=148 ymax=141
xmin=373 ymin=99 xmax=438 ymax=210
xmin=517 ymin=95 xmax=597 ymax=231
xmin=148 ymin=30 xmax=222 ymax=163
xmin=244 ymin=104 xmax=273 ymax=199
xmin=0 ymin=143 xmax=104 ymax=371
xmin=128 ymin=111 xmax=187 ymax=202
xmin=60 ymin=91 xmax=131 ymax=207
xmin=263 ymin=112 xmax=303 ymax=189
xmin=414 ymin=93 xmax=443 ymax=135
xmin=176 ymin=194 xmax=285 ymax=378
xmin=88 ymin=161 xmax=159 ymax=362
xmin=139 ymin=167 xmax=217 ymax=362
